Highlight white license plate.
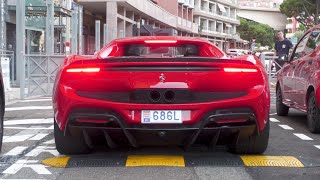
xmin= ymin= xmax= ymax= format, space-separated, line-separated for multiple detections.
xmin=141 ymin=110 xmax=182 ymax=124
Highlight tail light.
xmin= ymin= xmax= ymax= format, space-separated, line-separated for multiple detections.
xmin=66 ymin=67 xmax=100 ymax=73
xmin=223 ymin=68 xmax=257 ymax=73
xmin=144 ymin=40 xmax=177 ymax=44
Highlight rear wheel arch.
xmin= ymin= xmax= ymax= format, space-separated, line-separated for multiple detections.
xmin=276 ymin=81 xmax=281 ymax=92
xmin=306 ymin=86 xmax=315 ymax=108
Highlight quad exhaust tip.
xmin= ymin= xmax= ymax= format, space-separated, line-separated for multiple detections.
xmin=149 ymin=90 xmax=176 ymax=103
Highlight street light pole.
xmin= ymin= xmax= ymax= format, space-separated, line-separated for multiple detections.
xmin=315 ymin=0 xmax=320 ymax=25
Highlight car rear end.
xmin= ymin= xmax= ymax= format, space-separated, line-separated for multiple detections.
xmin=53 ymin=37 xmax=270 ymax=154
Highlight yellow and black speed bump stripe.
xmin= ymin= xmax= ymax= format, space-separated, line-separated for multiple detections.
xmin=240 ymin=156 xmax=304 ymax=168
xmin=184 ymin=153 xmax=244 ymax=166
xmin=42 ymin=155 xmax=309 ymax=168
xmin=126 ymin=155 xmax=185 ymax=167
xmin=67 ymin=154 xmax=127 ymax=167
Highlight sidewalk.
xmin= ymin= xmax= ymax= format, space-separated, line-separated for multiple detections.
xmin=4 ymin=87 xmax=21 ymax=105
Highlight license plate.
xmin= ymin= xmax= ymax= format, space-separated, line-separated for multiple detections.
xmin=141 ymin=110 xmax=182 ymax=124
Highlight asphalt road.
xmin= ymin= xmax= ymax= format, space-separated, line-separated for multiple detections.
xmin=1 ymin=91 xmax=320 ymax=180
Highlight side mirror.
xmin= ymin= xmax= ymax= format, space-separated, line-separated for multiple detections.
xmin=279 ymin=54 xmax=289 ymax=62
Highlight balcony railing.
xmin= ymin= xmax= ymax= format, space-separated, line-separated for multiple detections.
xmin=178 ymin=17 xmax=182 ymax=25
xmin=179 ymin=0 xmax=194 ymax=8
xmin=182 ymin=19 xmax=187 ymax=27
xmin=196 ymin=6 xmax=239 ymax=23
xmin=192 ymin=23 xmax=199 ymax=33
xmin=187 ymin=21 xmax=192 ymax=28
xmin=177 ymin=17 xmax=194 ymax=32
xmin=199 ymin=26 xmax=236 ymax=38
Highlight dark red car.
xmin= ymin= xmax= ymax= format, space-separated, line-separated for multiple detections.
xmin=276 ymin=26 xmax=320 ymax=133
xmin=53 ymin=36 xmax=270 ymax=154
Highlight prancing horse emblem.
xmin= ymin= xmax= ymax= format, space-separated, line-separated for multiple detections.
xmin=159 ymin=73 xmax=166 ymax=82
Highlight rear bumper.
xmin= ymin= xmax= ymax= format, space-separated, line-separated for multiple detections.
xmin=53 ymin=84 xmax=270 ymax=134
xmin=66 ymin=108 xmax=258 ymax=147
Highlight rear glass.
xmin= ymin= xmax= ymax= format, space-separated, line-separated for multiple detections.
xmin=123 ymin=44 xmax=199 ymax=57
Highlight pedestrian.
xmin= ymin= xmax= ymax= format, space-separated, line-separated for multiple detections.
xmin=274 ymin=31 xmax=293 ymax=72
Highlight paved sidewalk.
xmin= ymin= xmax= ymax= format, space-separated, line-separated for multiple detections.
xmin=4 ymin=87 xmax=20 ymax=105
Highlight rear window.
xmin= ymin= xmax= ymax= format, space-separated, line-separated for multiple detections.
xmin=123 ymin=44 xmax=199 ymax=57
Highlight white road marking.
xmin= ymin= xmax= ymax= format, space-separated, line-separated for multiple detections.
xmin=278 ymin=125 xmax=294 ymax=130
xmin=314 ymin=145 xmax=320 ymax=150
xmin=4 ymin=126 xmax=54 ymax=130
xmin=3 ymin=136 xmax=10 ymax=140
xmin=0 ymin=179 xmax=46 ymax=180
xmin=25 ymin=146 xmax=59 ymax=157
xmin=270 ymin=118 xmax=280 ymax=122
xmin=4 ymin=118 xmax=53 ymax=125
xmin=4 ymin=146 xmax=28 ymax=156
xmin=3 ymin=134 xmax=35 ymax=143
xmin=294 ymin=133 xmax=314 ymax=140
xmin=21 ymin=99 xmax=52 ymax=102
xmin=43 ymin=139 xmax=55 ymax=144
xmin=269 ymin=113 xmax=277 ymax=116
xmin=3 ymin=127 xmax=49 ymax=143
xmin=2 ymin=159 xmax=51 ymax=175
xmin=29 ymin=133 xmax=49 ymax=141
xmin=5 ymin=106 xmax=53 ymax=112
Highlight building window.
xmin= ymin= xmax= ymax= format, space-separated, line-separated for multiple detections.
xmin=273 ymin=3 xmax=277 ymax=8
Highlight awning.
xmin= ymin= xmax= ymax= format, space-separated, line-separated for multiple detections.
xmin=217 ymin=3 xmax=226 ymax=13
xmin=225 ymin=23 xmax=232 ymax=28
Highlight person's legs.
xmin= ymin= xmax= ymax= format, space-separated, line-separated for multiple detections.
xmin=275 ymin=60 xmax=284 ymax=73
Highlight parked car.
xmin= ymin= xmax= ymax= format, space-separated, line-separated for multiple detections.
xmin=53 ymin=36 xmax=270 ymax=155
xmin=276 ymin=26 xmax=320 ymax=133
xmin=226 ymin=49 xmax=245 ymax=56
xmin=0 ymin=63 xmax=4 ymax=152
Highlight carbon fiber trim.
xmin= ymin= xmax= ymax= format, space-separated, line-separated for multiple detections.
xmin=76 ymin=90 xmax=248 ymax=104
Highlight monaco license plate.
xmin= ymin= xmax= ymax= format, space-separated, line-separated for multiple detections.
xmin=141 ymin=110 xmax=182 ymax=124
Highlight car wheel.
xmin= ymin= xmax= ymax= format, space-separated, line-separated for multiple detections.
xmin=54 ymin=119 xmax=90 ymax=155
xmin=276 ymin=87 xmax=289 ymax=116
xmin=307 ymin=92 xmax=320 ymax=133
xmin=0 ymin=91 xmax=4 ymax=152
xmin=229 ymin=119 xmax=269 ymax=154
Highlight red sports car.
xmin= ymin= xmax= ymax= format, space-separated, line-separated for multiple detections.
xmin=53 ymin=36 xmax=270 ymax=155
xmin=276 ymin=26 xmax=320 ymax=133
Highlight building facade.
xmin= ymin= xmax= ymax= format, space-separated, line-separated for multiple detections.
xmin=238 ymin=0 xmax=297 ymax=40
xmin=237 ymin=0 xmax=288 ymax=31
xmin=193 ymin=0 xmax=242 ymax=50
xmin=285 ymin=17 xmax=299 ymax=43
xmin=1 ymin=0 xmax=246 ymax=56
xmin=238 ymin=0 xmax=283 ymax=8
xmin=77 ymin=0 xmax=244 ymax=52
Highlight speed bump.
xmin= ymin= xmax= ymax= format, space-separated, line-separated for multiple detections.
xmin=41 ymin=155 xmax=307 ymax=168
xmin=42 ymin=156 xmax=71 ymax=168
xmin=240 ymin=156 xmax=304 ymax=168
xmin=125 ymin=155 xmax=185 ymax=167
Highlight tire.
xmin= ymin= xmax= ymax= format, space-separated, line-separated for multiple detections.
xmin=307 ymin=92 xmax=320 ymax=133
xmin=276 ymin=87 xmax=289 ymax=116
xmin=54 ymin=119 xmax=90 ymax=155
xmin=229 ymin=120 xmax=270 ymax=154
